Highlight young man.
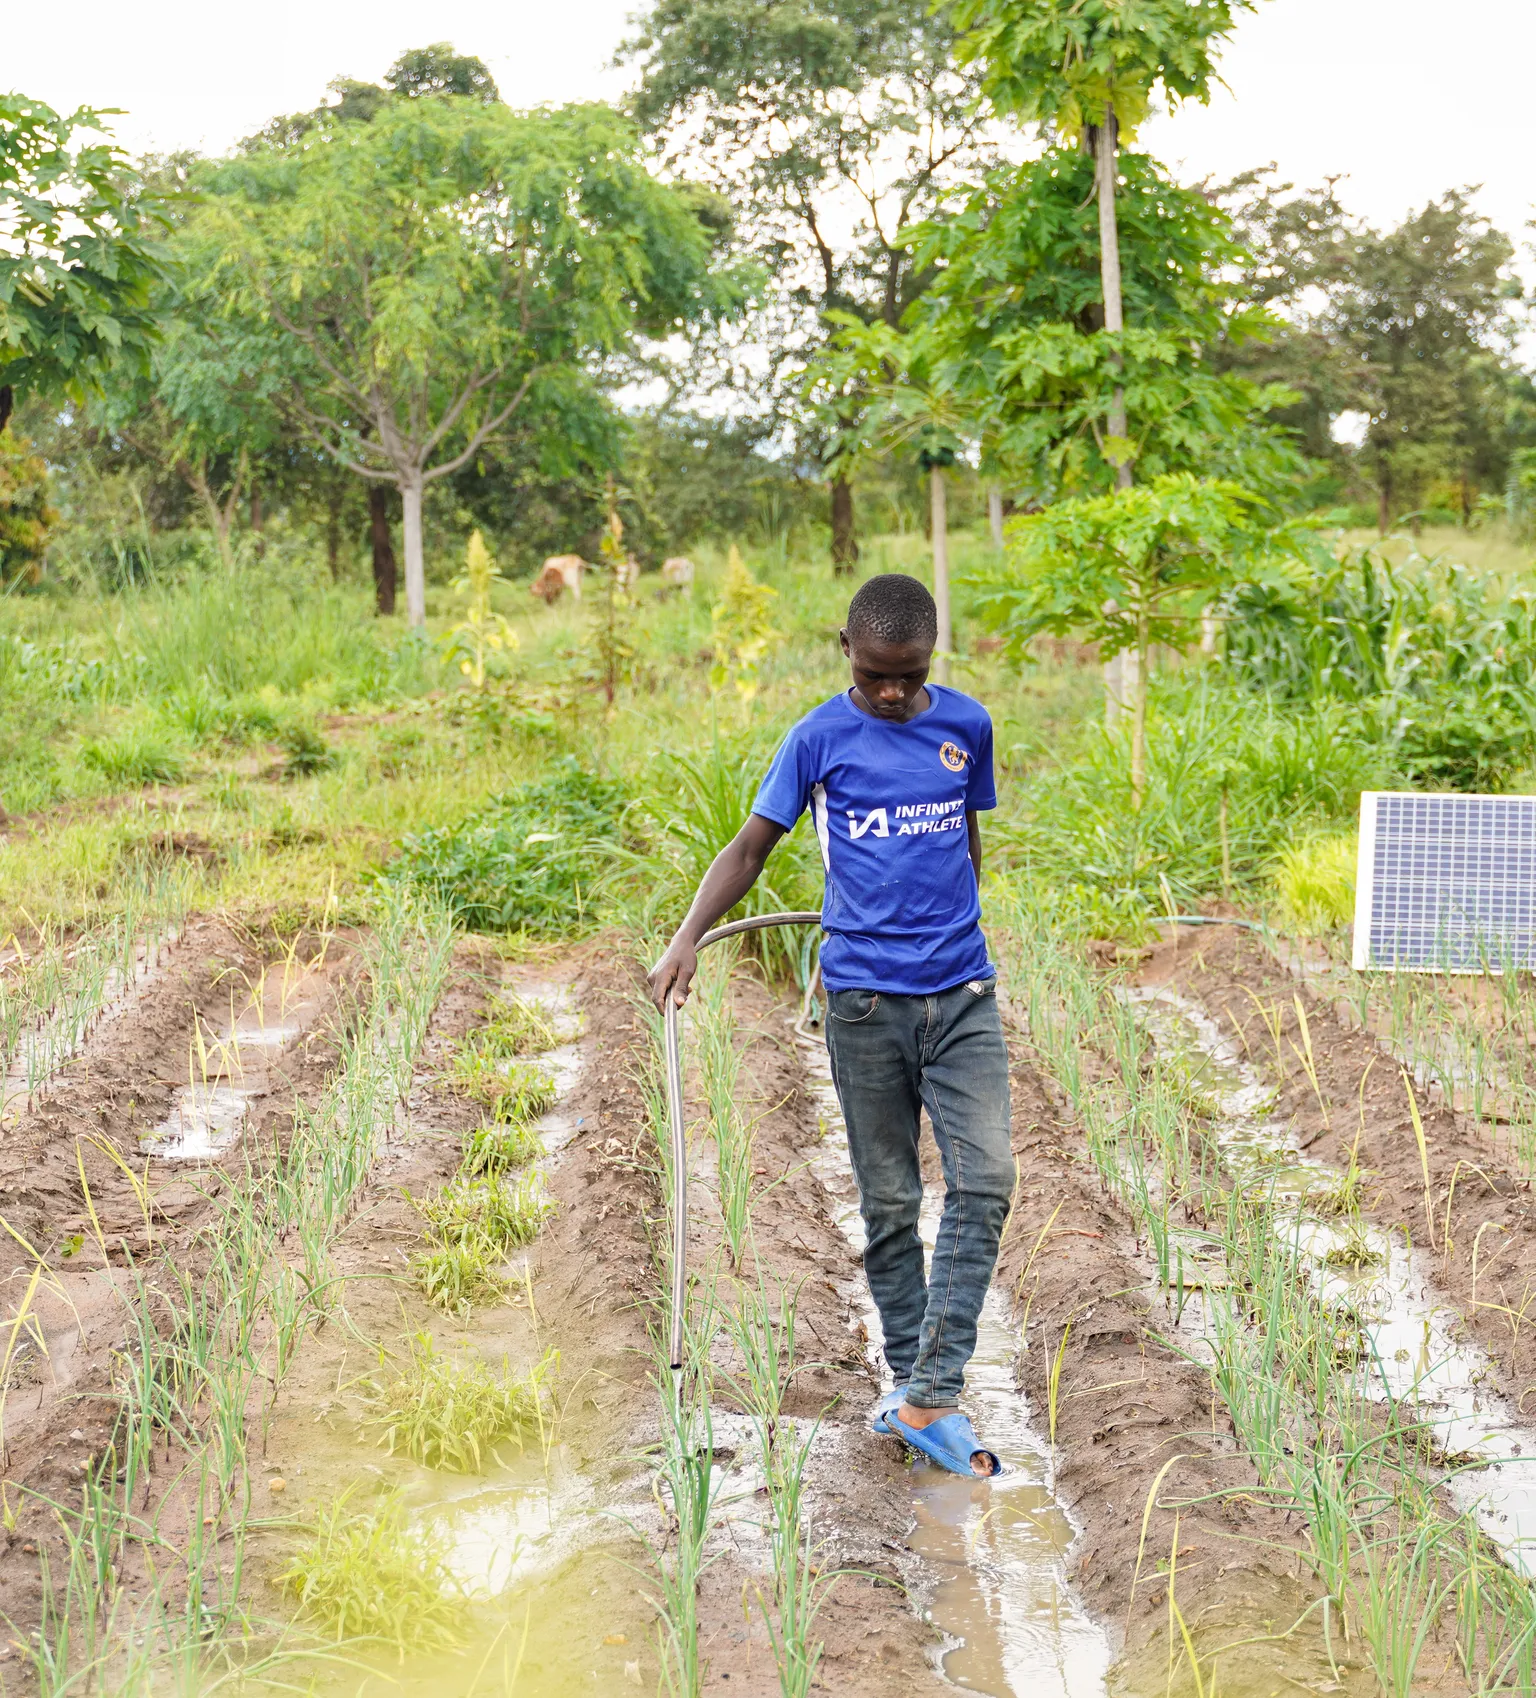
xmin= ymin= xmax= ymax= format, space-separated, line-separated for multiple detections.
xmin=649 ymin=573 xmax=1012 ymax=1477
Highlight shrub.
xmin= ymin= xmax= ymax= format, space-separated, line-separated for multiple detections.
xmin=387 ymin=758 xmax=629 ymax=933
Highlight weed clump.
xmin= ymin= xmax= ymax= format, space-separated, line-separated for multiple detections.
xmin=369 ymin=1334 xmax=554 ymax=1471
xmin=388 ymin=758 xmax=628 ymax=933
xmin=422 ymin=1171 xmax=552 ymax=1254
xmin=1273 ymin=832 xmax=1356 ymax=936
xmin=411 ymin=1241 xmax=505 ymax=1316
xmin=411 ymin=1171 xmax=552 ymax=1314
xmin=462 ymin=1119 xmax=542 ymax=1176
xmin=481 ymin=996 xmax=560 ymax=1057
xmin=449 ymin=1053 xmax=555 ymax=1122
xmin=78 ymin=728 xmax=186 ymax=787
xmin=277 ymin=1487 xmax=466 ymax=1658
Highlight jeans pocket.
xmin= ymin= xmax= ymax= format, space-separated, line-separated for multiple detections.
xmin=829 ymin=989 xmax=881 ymax=1024
xmin=964 ymin=977 xmax=998 ymax=997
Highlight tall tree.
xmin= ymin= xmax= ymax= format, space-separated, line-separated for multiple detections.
xmin=0 ymin=95 xmax=167 ymax=433
xmin=1331 ymin=193 xmax=1522 ymax=531
xmin=953 ymin=0 xmax=1260 ymax=715
xmin=1218 ymin=177 xmax=1531 ymax=525
xmin=909 ymin=147 xmax=1293 ymax=499
xmin=954 ymin=0 xmax=1261 ymax=490
xmin=624 ymin=0 xmax=999 ymax=570
xmin=206 ymin=98 xmax=730 ymax=625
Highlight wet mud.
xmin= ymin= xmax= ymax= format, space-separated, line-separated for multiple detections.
xmin=1156 ymin=927 xmax=1536 ymax=1439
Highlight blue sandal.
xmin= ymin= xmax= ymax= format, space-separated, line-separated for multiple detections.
xmin=869 ymin=1386 xmax=908 ymax=1436
xmin=884 ymin=1409 xmax=1004 ymax=1478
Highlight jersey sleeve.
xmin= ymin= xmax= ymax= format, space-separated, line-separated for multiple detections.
xmin=966 ymin=711 xmax=998 ymax=811
xmin=751 ymin=722 xmax=817 ymax=830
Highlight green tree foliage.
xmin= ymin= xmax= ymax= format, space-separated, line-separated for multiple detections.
xmin=0 ymin=430 xmax=57 ymax=582
xmin=243 ymin=43 xmax=498 ymax=152
xmin=1219 ymin=174 xmax=1533 ymax=523
xmin=953 ymin=0 xmax=1259 ymax=136
xmin=386 ymin=43 xmax=501 ymax=102
xmin=908 ymin=148 xmax=1296 ymax=496
xmin=1332 ymin=193 xmax=1526 ymax=529
xmin=205 ymin=97 xmax=731 ymax=625
xmin=624 ymin=0 xmax=998 ymax=566
xmin=953 ymin=0 xmax=1261 ymax=505
xmin=0 ymin=95 xmax=168 ymax=432
xmin=972 ymin=474 xmax=1292 ymax=796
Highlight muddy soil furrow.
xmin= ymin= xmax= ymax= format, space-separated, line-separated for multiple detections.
xmin=998 ymin=1034 xmax=1348 ymax=1692
xmin=1159 ymin=928 xmax=1536 ymax=1419
xmin=261 ymin=950 xmax=945 ymax=1696
xmin=0 ymin=920 xmax=367 ymax=1653
xmin=589 ymin=964 xmax=948 ymax=1696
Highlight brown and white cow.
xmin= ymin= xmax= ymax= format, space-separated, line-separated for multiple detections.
xmin=530 ymin=554 xmax=587 ymax=603
xmin=660 ymin=556 xmax=695 ymax=591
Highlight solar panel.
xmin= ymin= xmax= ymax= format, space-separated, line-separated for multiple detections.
xmin=1353 ymin=791 xmax=1536 ymax=972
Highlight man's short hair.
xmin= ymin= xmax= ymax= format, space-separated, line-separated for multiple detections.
xmin=845 ymin=573 xmax=938 ymax=648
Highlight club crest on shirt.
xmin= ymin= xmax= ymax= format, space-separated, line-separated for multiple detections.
xmin=939 ymin=741 xmax=969 ymax=772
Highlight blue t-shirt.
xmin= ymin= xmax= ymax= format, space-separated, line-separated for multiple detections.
xmin=751 ymin=685 xmax=997 ymax=995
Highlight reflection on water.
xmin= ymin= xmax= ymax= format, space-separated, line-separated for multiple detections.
xmin=249 ymin=978 xmax=659 ymax=1697
xmin=798 ymin=1034 xmax=1111 ymax=1698
xmin=1131 ymin=985 xmax=1536 ymax=1577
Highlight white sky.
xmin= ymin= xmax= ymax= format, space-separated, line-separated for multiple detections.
xmin=6 ymin=0 xmax=1533 ymax=241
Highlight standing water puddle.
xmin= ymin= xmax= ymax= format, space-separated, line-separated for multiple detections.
xmin=140 ymin=967 xmax=330 ymax=1159
xmin=260 ymin=980 xmax=661 ymax=1696
xmin=796 ymin=1030 xmax=1111 ymax=1697
xmin=1129 ymin=985 xmax=1536 ymax=1576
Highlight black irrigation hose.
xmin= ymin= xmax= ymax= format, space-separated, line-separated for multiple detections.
xmin=659 ymin=912 xmax=823 ymax=1371
xmin=1162 ymin=914 xmax=1265 ymax=932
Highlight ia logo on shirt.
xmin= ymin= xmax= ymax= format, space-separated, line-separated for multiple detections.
xmin=939 ymin=741 xmax=969 ymax=772
xmin=847 ymin=807 xmax=889 ymax=839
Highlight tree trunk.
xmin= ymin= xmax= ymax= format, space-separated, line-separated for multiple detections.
xmin=326 ymin=499 xmax=342 ymax=581
xmin=1377 ymin=475 xmax=1391 ymax=536
xmin=0 ymin=386 xmax=12 ymax=435
xmin=401 ymin=472 xmax=426 ymax=628
xmin=1131 ymin=614 xmax=1149 ymax=808
xmin=988 ymin=484 xmax=1004 ymax=548
xmin=1096 ymin=110 xmax=1132 ymax=496
xmin=930 ymin=465 xmax=951 ymax=685
xmin=830 ymin=477 xmax=858 ymax=574
xmin=369 ymin=485 xmax=397 ymax=616
xmin=250 ymin=486 xmax=263 ymax=531
xmin=1095 ymin=110 xmax=1135 ymax=730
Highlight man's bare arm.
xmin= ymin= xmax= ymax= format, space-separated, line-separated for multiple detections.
xmin=648 ymin=813 xmax=788 ymax=1008
xmin=967 ymin=809 xmax=982 ymax=883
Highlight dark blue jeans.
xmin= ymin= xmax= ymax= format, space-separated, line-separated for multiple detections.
xmin=824 ymin=976 xmax=1014 ymax=1409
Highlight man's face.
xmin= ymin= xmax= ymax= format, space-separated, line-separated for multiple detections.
xmin=839 ymin=629 xmax=933 ymax=721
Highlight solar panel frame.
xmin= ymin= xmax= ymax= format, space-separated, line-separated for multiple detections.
xmin=1353 ymin=790 xmax=1536 ymax=973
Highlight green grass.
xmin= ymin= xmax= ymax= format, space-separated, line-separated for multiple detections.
xmin=419 ymin=1171 xmax=553 ymax=1255
xmin=368 ymin=1334 xmax=553 ymax=1471
xmin=276 ymin=1486 xmax=466 ymax=1658
xmin=460 ymin=1119 xmax=543 ymax=1176
xmin=410 ymin=1241 xmax=507 ymax=1316
xmin=447 ymin=1051 xmax=556 ymax=1121
xmin=1273 ymin=832 xmax=1357 ymax=935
